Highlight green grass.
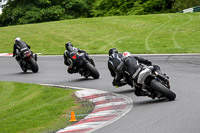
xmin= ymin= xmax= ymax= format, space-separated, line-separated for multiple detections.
xmin=0 ymin=13 xmax=200 ymax=54
xmin=0 ymin=81 xmax=82 ymax=133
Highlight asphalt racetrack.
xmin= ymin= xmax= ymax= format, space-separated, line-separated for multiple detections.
xmin=1 ymin=55 xmax=200 ymax=133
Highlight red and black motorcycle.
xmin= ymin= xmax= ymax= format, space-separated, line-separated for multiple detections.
xmin=16 ymin=50 xmax=39 ymax=73
xmin=66 ymin=51 xmax=100 ymax=79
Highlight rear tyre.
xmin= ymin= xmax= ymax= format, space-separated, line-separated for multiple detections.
xmin=22 ymin=67 xmax=27 ymax=73
xmin=150 ymin=79 xmax=176 ymax=101
xmin=84 ymin=63 xmax=99 ymax=79
xmin=29 ymin=58 xmax=39 ymax=73
xmin=19 ymin=61 xmax=27 ymax=72
xmin=20 ymin=64 xmax=27 ymax=72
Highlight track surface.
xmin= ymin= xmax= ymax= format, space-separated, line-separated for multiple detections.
xmin=1 ymin=55 xmax=200 ymax=133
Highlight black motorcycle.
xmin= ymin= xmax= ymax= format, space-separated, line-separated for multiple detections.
xmin=16 ymin=50 xmax=39 ymax=73
xmin=67 ymin=51 xmax=100 ymax=79
xmin=124 ymin=64 xmax=176 ymax=101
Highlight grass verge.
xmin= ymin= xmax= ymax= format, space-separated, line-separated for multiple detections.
xmin=0 ymin=81 xmax=94 ymax=133
xmin=0 ymin=13 xmax=200 ymax=54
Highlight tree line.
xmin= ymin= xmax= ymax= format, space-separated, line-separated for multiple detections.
xmin=0 ymin=0 xmax=199 ymax=26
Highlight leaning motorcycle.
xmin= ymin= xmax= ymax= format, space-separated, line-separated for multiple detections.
xmin=124 ymin=64 xmax=176 ymax=101
xmin=16 ymin=50 xmax=39 ymax=73
xmin=67 ymin=52 xmax=100 ymax=79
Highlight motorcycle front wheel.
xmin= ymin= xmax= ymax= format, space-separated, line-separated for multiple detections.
xmin=150 ymin=79 xmax=176 ymax=101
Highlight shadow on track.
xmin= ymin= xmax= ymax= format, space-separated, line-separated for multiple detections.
xmin=3 ymin=72 xmax=36 ymax=76
xmin=68 ymin=78 xmax=97 ymax=82
xmin=114 ymin=89 xmax=135 ymax=94
xmin=134 ymin=99 xmax=168 ymax=106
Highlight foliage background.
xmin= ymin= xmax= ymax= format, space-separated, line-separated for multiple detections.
xmin=0 ymin=0 xmax=200 ymax=26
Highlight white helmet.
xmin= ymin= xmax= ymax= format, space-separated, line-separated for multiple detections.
xmin=123 ymin=51 xmax=131 ymax=57
xmin=15 ymin=37 xmax=21 ymax=41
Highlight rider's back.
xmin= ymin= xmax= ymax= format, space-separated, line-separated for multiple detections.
xmin=123 ymin=56 xmax=140 ymax=76
xmin=108 ymin=53 xmax=123 ymax=69
xmin=15 ymin=40 xmax=27 ymax=49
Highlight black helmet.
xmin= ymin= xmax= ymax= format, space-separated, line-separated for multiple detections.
xmin=65 ymin=42 xmax=73 ymax=49
xmin=109 ymin=48 xmax=118 ymax=56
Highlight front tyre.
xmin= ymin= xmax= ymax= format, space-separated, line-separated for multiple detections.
xmin=84 ymin=63 xmax=100 ymax=79
xmin=150 ymin=79 xmax=176 ymax=101
xmin=29 ymin=58 xmax=39 ymax=73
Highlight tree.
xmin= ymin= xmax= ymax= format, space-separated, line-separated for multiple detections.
xmin=0 ymin=0 xmax=177 ymax=26
xmin=0 ymin=0 xmax=90 ymax=26
xmin=172 ymin=0 xmax=200 ymax=12
xmin=91 ymin=0 xmax=136 ymax=17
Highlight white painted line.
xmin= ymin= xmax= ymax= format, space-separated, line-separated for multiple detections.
xmin=0 ymin=53 xmax=9 ymax=56
xmin=36 ymin=54 xmax=200 ymax=59
xmin=0 ymin=53 xmax=42 ymax=56
xmin=40 ymin=84 xmax=94 ymax=91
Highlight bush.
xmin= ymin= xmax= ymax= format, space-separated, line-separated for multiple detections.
xmin=91 ymin=0 xmax=135 ymax=17
xmin=172 ymin=0 xmax=200 ymax=12
xmin=64 ymin=0 xmax=90 ymax=18
xmin=19 ymin=7 xmax=42 ymax=24
xmin=143 ymin=0 xmax=167 ymax=13
xmin=0 ymin=0 xmax=176 ymax=26
xmin=42 ymin=6 xmax=65 ymax=21
xmin=0 ymin=0 xmax=90 ymax=26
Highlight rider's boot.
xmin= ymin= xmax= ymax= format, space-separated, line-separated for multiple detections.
xmin=134 ymin=84 xmax=151 ymax=97
xmin=34 ymin=54 xmax=37 ymax=61
xmin=90 ymin=58 xmax=95 ymax=67
xmin=68 ymin=67 xmax=78 ymax=74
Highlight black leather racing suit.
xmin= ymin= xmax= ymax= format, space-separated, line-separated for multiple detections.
xmin=123 ymin=55 xmax=161 ymax=96
xmin=123 ymin=55 xmax=152 ymax=83
xmin=13 ymin=40 xmax=31 ymax=61
xmin=108 ymin=53 xmax=126 ymax=87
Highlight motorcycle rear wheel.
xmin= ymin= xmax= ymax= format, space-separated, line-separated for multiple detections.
xmin=29 ymin=58 xmax=39 ymax=73
xmin=20 ymin=62 xmax=27 ymax=72
xmin=150 ymin=79 xmax=176 ymax=101
xmin=84 ymin=63 xmax=99 ymax=79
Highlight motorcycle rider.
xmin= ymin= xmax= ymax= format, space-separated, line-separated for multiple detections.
xmin=63 ymin=42 xmax=95 ymax=74
xmin=13 ymin=37 xmax=32 ymax=62
xmin=108 ymin=48 xmax=159 ymax=96
xmin=108 ymin=48 xmax=127 ymax=87
xmin=122 ymin=51 xmax=154 ymax=96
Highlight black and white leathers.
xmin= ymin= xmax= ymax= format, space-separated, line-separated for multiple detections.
xmin=13 ymin=40 xmax=30 ymax=57
xmin=108 ymin=53 xmax=152 ymax=87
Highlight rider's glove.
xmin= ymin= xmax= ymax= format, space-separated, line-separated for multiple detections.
xmin=84 ymin=51 xmax=88 ymax=55
xmin=145 ymin=60 xmax=152 ymax=65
